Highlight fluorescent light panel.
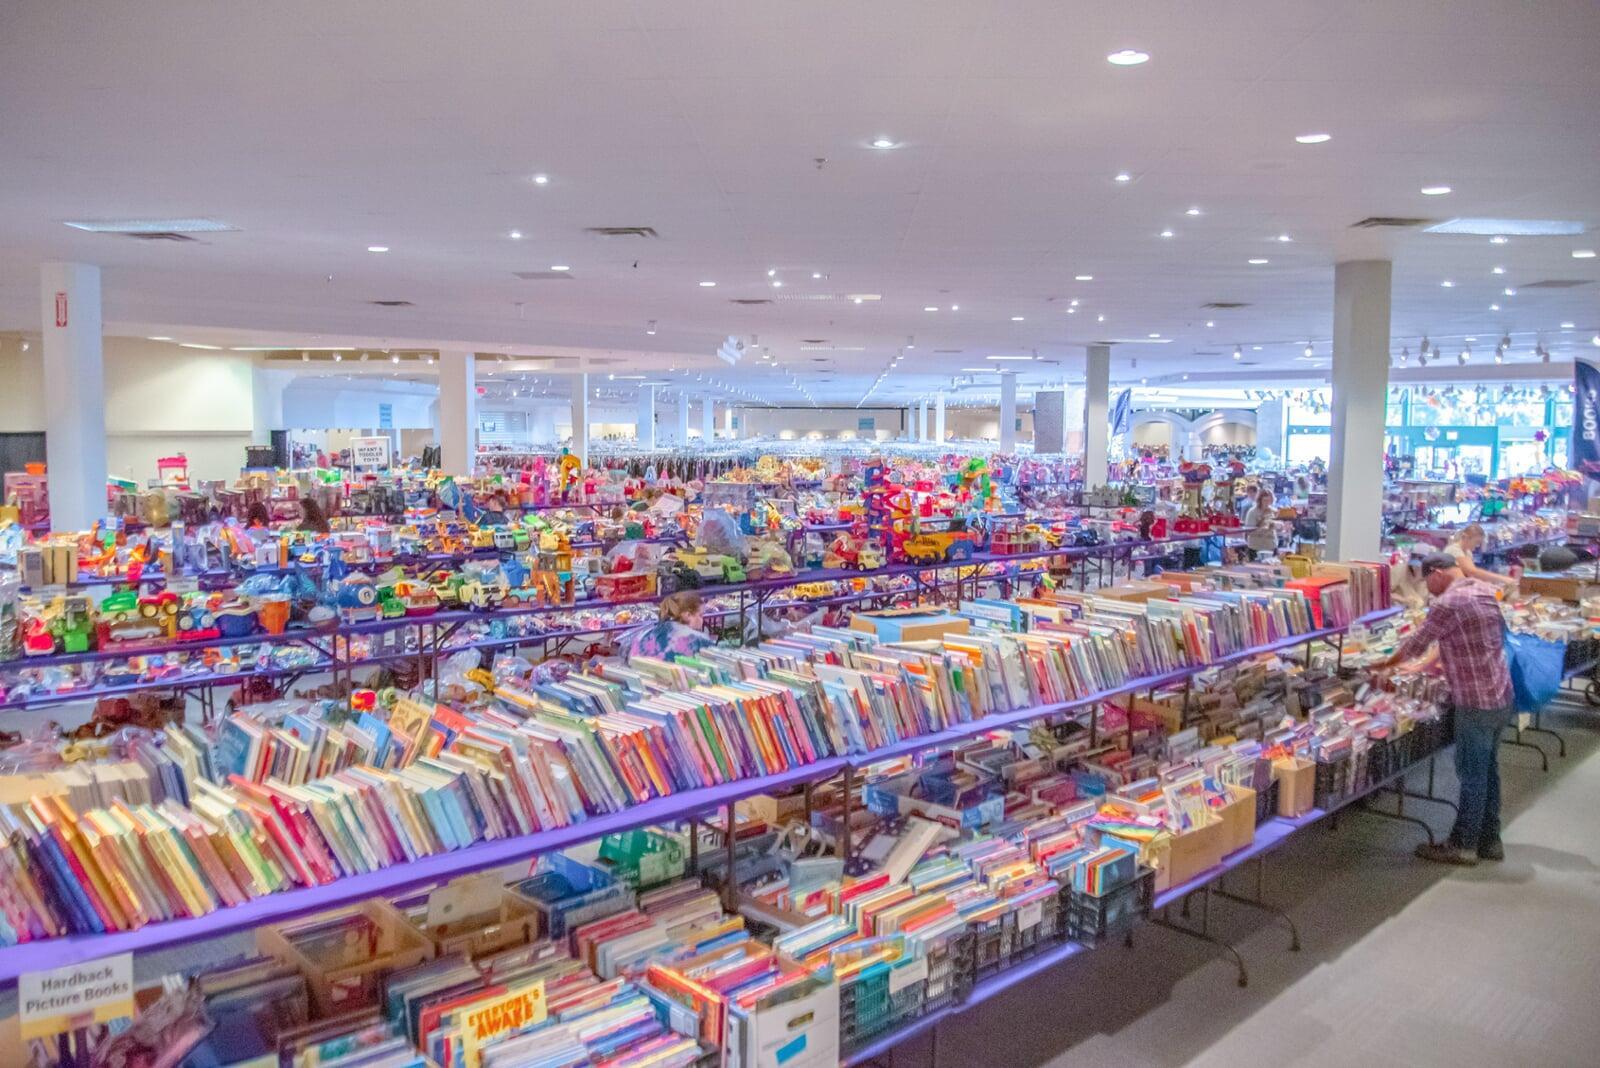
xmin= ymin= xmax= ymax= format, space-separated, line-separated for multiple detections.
xmin=64 ymin=218 xmax=236 ymax=233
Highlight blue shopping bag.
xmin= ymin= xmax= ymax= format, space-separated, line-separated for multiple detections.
xmin=1503 ymin=628 xmax=1565 ymax=712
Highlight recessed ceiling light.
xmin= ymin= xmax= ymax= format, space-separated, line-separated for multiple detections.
xmin=1489 ymin=235 xmax=1509 ymax=244
xmin=950 ymin=304 xmax=959 ymax=311
xmin=146 ymin=336 xmax=173 ymax=341
xmin=390 ymin=353 xmax=400 ymax=364
xmin=1492 ymin=266 xmax=1506 ymax=275
xmin=1233 ymin=347 xmax=1242 ymax=360
xmin=1248 ymin=258 xmax=1269 ymax=265
xmin=924 ymin=306 xmax=939 ymax=312
xmin=1097 ymin=314 xmax=1106 ymax=322
xmin=1294 ymin=133 xmax=1331 ymax=144
xmin=1114 ymin=173 xmax=1132 ymax=183
xmin=178 ymin=343 xmax=222 ymax=350
xmin=1159 ymin=230 xmax=1174 ymax=238
xmin=1148 ymin=333 xmax=1161 ymax=339
xmin=1561 ymin=321 xmax=1576 ymax=329
xmin=870 ymin=137 xmax=898 ymax=149
xmin=367 ymin=245 xmax=389 ymax=253
xmin=1075 ymin=274 xmax=1094 ymax=281
xmin=1440 ymin=280 xmax=1454 ymax=287
xmin=1575 ymin=249 xmax=1597 ymax=259
xmin=1011 ymin=316 xmax=1025 ymax=321
xmin=508 ymin=230 xmax=523 ymax=240
xmin=1106 ymin=49 xmax=1149 ymax=65
xmin=699 ymin=280 xmax=717 ymax=287
xmin=1504 ymin=287 xmax=1516 ymax=296
xmin=811 ymin=271 xmax=823 ymax=279
xmin=1186 ymin=207 xmax=1201 ymax=216
xmin=531 ymin=174 xmax=550 ymax=185
xmin=1252 ymin=345 xmax=1263 ymax=351
xmin=1066 ymin=308 xmax=1076 ymax=314
xmin=772 ymin=281 xmax=783 ymax=288
xmin=64 ymin=218 xmax=236 ymax=234
xmin=1490 ymin=303 xmax=1501 ymax=311
xmin=550 ymin=264 xmax=570 ymax=271
xmin=1205 ymin=321 xmax=1215 ymax=328
xmin=986 ymin=355 xmax=1034 ymax=361
xmin=1277 ymin=234 xmax=1293 ymax=243
xmin=333 ymin=353 xmax=342 ymax=362
xmin=1420 ymin=185 xmax=1452 ymax=196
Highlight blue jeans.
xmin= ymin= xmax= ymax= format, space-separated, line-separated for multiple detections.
xmin=1449 ymin=704 xmax=1515 ymax=851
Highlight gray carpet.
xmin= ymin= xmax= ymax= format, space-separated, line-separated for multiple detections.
xmin=880 ymin=693 xmax=1600 ymax=1068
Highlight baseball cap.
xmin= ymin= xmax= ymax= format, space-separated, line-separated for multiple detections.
xmin=1418 ymin=552 xmax=1459 ymax=578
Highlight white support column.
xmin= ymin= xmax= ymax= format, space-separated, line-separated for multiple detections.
xmin=41 ymin=262 xmax=105 ymax=529
xmin=674 ymin=391 xmax=690 ymax=445
xmin=437 ymin=349 xmax=476 ymax=476
xmin=1328 ymin=259 xmax=1392 ymax=560
xmin=251 ymin=367 xmax=294 ymax=447
xmin=570 ymin=373 xmax=590 ymax=467
xmin=999 ymin=374 xmax=1018 ymax=452
xmin=722 ymin=405 xmax=734 ymax=433
xmin=916 ymin=400 xmax=928 ymax=442
xmin=1084 ymin=344 xmax=1110 ymax=488
xmin=701 ymin=395 xmax=716 ymax=441
xmin=934 ymin=394 xmax=946 ymax=443
xmin=636 ymin=384 xmax=656 ymax=449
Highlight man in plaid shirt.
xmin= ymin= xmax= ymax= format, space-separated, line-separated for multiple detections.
xmin=1376 ymin=552 xmax=1513 ymax=865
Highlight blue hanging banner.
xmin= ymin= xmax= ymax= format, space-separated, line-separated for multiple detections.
xmin=1110 ymin=388 xmax=1133 ymax=436
xmin=1573 ymin=360 xmax=1600 ymax=478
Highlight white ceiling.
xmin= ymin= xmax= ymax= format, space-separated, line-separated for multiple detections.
xmin=2 ymin=0 xmax=1598 ymax=406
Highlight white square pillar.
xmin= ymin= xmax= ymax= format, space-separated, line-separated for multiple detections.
xmin=636 ymin=384 xmax=656 ymax=448
xmin=702 ymin=395 xmax=716 ymax=441
xmin=674 ymin=391 xmax=690 ymax=444
xmin=437 ymin=349 xmax=476 ymax=475
xmin=570 ymin=373 xmax=590 ymax=466
xmin=41 ymin=262 xmax=106 ymax=529
xmin=1328 ymin=260 xmax=1392 ymax=560
xmin=934 ymin=394 xmax=946 ymax=443
xmin=999 ymin=373 xmax=1018 ymax=452
xmin=1084 ymin=345 xmax=1110 ymax=488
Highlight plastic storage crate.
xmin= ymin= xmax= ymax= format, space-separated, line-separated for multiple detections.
xmin=925 ymin=928 xmax=973 ymax=1011
xmin=1313 ymin=751 xmax=1358 ymax=809
xmin=839 ymin=959 xmax=925 ymax=1052
xmin=1253 ymin=779 xmax=1280 ymax=825
xmin=1064 ymin=867 xmax=1156 ymax=946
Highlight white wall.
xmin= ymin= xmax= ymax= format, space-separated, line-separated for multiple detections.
xmin=2 ymin=336 xmax=256 ymax=484
xmin=736 ymin=407 xmax=907 ymax=441
xmin=1197 ymin=421 xmax=1255 ymax=446
xmin=282 ymin=379 xmax=436 ymax=430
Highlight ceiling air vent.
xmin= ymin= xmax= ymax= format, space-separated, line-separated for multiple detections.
xmin=583 ymin=227 xmax=658 ymax=239
xmin=126 ymin=231 xmax=198 ymax=242
xmin=1201 ymin=302 xmax=1249 ymax=310
xmin=369 ymin=300 xmax=414 ymax=307
xmin=1520 ymin=279 xmax=1593 ymax=289
xmin=800 ymin=339 xmax=829 ymax=345
xmin=1350 ymin=216 xmax=1434 ymax=229
xmin=934 ymin=349 xmax=964 ymax=354
xmin=513 ymin=271 xmax=573 ymax=280
xmin=729 ymin=298 xmax=773 ymax=305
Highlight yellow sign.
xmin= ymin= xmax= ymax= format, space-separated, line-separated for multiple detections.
xmin=19 ymin=954 xmax=135 ymax=1040
xmin=460 ymin=980 xmax=546 ymax=1067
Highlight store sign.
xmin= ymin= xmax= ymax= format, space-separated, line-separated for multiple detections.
xmin=54 ymin=291 xmax=67 ymax=328
xmin=1574 ymin=360 xmax=1600 ymax=477
xmin=378 ymin=402 xmax=393 ymax=430
xmin=857 ymin=417 xmax=875 ymax=431
xmin=350 ymin=435 xmax=392 ymax=469
xmin=19 ymin=954 xmax=134 ymax=1039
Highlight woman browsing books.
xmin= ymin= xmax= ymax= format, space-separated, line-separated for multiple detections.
xmin=625 ymin=592 xmax=716 ymax=661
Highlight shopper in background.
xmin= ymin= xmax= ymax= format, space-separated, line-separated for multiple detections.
xmin=1374 ymin=552 xmax=1513 ymax=865
xmin=625 ymin=592 xmax=715 ymax=660
xmin=1243 ymin=488 xmax=1278 ymax=558
xmin=244 ymin=502 xmax=272 ymax=530
xmin=1441 ymin=523 xmax=1514 ymax=587
xmin=297 ymin=498 xmax=331 ymax=534
xmin=476 ymin=492 xmax=510 ymax=526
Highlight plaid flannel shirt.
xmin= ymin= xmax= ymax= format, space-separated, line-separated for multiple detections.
xmin=1396 ymin=577 xmax=1512 ymax=711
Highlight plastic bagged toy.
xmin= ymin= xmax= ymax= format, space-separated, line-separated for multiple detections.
xmin=695 ymin=507 xmax=747 ymax=558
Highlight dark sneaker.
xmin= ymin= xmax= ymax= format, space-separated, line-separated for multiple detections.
xmin=1477 ymin=841 xmax=1505 ymax=862
xmin=1415 ymin=842 xmax=1479 ymax=866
